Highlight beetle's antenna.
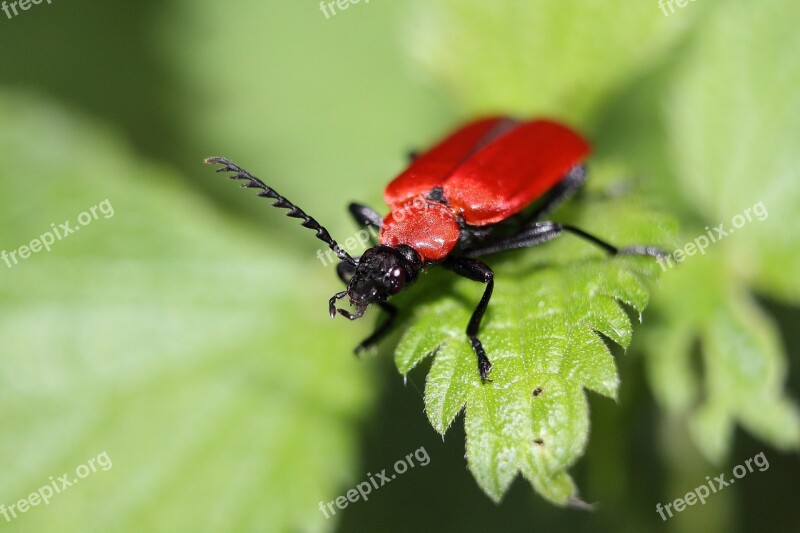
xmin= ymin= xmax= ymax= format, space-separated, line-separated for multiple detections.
xmin=206 ymin=157 xmax=357 ymax=266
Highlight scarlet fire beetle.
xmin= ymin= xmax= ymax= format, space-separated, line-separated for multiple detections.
xmin=206 ymin=117 xmax=665 ymax=382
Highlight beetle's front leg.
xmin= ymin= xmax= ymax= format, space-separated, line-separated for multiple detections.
xmin=346 ymin=203 xmax=382 ymax=247
xmin=348 ymin=203 xmax=382 ymax=230
xmin=334 ymin=260 xmax=398 ymax=355
xmin=353 ymin=302 xmax=397 ymax=355
xmin=336 ymin=260 xmax=357 ymax=284
xmin=329 ymin=261 xmax=356 ymax=318
xmin=442 ymin=256 xmax=495 ymax=382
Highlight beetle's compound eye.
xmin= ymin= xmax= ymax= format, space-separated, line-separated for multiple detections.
xmin=388 ymin=265 xmax=405 ymax=294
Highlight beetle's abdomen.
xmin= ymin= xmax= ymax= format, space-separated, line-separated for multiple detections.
xmin=380 ymin=197 xmax=459 ymax=262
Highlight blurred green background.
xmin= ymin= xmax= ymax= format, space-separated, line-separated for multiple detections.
xmin=1 ymin=0 xmax=798 ymax=532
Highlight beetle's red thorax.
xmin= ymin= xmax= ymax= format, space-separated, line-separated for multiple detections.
xmin=380 ymin=196 xmax=460 ymax=263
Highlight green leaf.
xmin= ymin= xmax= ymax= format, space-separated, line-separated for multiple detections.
xmin=0 ymin=90 xmax=374 ymax=532
xmin=409 ymin=0 xmax=698 ymax=125
xmin=394 ymin=165 xmax=675 ymax=503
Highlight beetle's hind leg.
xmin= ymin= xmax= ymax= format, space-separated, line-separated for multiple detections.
xmin=520 ymin=164 xmax=587 ymax=225
xmin=559 ymin=225 xmax=668 ymax=258
xmin=458 ymin=164 xmax=587 ymax=252
xmin=464 ymin=221 xmax=668 ymax=259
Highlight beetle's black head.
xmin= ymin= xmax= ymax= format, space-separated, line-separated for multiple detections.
xmin=330 ymin=245 xmax=422 ymax=320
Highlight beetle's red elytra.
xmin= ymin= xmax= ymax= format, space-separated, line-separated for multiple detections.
xmin=380 ymin=118 xmax=590 ymax=262
xmin=207 ymin=116 xmax=666 ymax=382
xmin=385 ymin=118 xmax=590 ymax=224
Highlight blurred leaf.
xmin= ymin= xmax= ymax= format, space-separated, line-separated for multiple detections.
xmin=666 ymin=0 xmax=800 ymax=301
xmin=159 ymin=0 xmax=452 ymax=235
xmin=409 ymin=0 xmax=699 ymax=125
xmin=393 ymin=164 xmax=675 ymax=503
xmin=644 ymin=255 xmax=800 ymax=462
xmin=633 ymin=0 xmax=800 ymax=462
xmin=0 ymin=91 xmax=374 ymax=532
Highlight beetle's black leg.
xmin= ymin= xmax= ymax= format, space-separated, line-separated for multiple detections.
xmin=460 ymin=164 xmax=587 ymax=247
xmin=330 ymin=261 xmax=356 ymax=318
xmin=334 ymin=258 xmax=398 ymax=354
xmin=336 ymin=260 xmax=357 ymax=284
xmin=442 ymin=256 xmax=495 ymax=382
xmin=465 ymin=221 xmax=667 ymax=259
xmin=521 ymin=164 xmax=587 ymax=224
xmin=348 ymin=203 xmax=383 ymax=230
xmin=353 ymin=302 xmax=398 ymax=355
xmin=465 ymin=222 xmax=564 ymax=257
xmin=561 ymin=225 xmax=668 ymax=258
xmin=329 ymin=290 xmax=348 ymax=318
xmin=348 ymin=203 xmax=382 ymax=246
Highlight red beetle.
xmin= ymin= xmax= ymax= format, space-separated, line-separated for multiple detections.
xmin=207 ymin=117 xmax=664 ymax=381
